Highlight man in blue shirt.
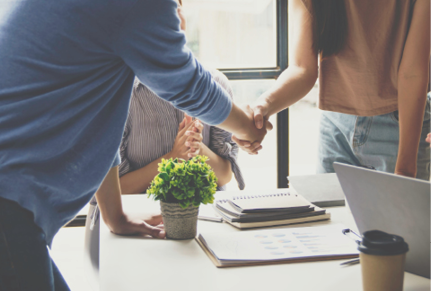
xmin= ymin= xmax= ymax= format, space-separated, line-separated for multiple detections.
xmin=0 ymin=0 xmax=268 ymax=289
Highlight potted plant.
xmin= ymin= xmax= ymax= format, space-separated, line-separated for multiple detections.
xmin=147 ymin=155 xmax=218 ymax=239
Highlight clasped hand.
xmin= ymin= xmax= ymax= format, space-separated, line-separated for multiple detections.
xmin=232 ymin=104 xmax=272 ymax=155
xmin=169 ymin=114 xmax=203 ymax=160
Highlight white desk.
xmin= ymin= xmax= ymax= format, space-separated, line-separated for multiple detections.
xmin=100 ymin=195 xmax=430 ymax=291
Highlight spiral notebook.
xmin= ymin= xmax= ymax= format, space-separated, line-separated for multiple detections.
xmin=226 ymin=192 xmax=312 ymax=213
xmin=196 ymin=224 xmax=359 ymax=268
xmin=213 ymin=190 xmax=330 ymax=228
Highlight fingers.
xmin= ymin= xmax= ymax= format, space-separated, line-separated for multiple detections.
xmin=178 ymin=118 xmax=186 ymax=131
xmin=265 ymin=120 xmax=274 ymax=131
xmin=248 ymin=141 xmax=263 ymax=155
xmin=192 ymin=120 xmax=203 ymax=133
xmin=111 ymin=215 xmax=166 ymax=239
xmin=185 ymin=141 xmax=201 ymax=150
xmin=185 ymin=129 xmax=202 ymax=157
xmin=139 ymin=223 xmax=166 ymax=239
xmin=232 ymin=135 xmax=262 ymax=155
xmin=253 ymin=106 xmax=264 ymax=129
xmin=136 ymin=215 xmax=165 ymax=238
xmin=187 ymin=148 xmax=200 ymax=158
xmin=184 ymin=113 xmax=193 ymax=125
xmin=232 ymin=135 xmax=251 ymax=148
xmin=178 ymin=119 xmax=197 ymax=136
xmin=145 ymin=214 xmax=164 ymax=226
xmin=185 ymin=130 xmax=203 ymax=142
xmin=242 ymin=141 xmax=262 ymax=155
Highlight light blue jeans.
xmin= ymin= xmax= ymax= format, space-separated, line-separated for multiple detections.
xmin=317 ymin=95 xmax=431 ymax=180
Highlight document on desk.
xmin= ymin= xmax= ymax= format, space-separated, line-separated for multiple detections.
xmin=196 ymin=224 xmax=359 ymax=267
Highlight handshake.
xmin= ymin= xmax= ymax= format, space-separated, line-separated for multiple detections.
xmin=228 ymin=101 xmax=273 ymax=155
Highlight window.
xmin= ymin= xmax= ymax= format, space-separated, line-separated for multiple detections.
xmin=184 ymin=0 xmax=276 ymax=68
xmin=183 ymin=0 xmax=288 ymax=189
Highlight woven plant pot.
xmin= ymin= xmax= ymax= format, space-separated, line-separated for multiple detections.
xmin=160 ymin=201 xmax=199 ymax=240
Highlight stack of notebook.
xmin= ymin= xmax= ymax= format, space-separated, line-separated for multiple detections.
xmin=213 ymin=190 xmax=330 ymax=229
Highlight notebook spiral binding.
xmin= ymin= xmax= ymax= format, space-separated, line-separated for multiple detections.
xmin=217 ymin=192 xmax=295 ymax=203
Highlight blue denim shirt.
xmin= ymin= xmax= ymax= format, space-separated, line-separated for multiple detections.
xmin=0 ymin=0 xmax=232 ymax=244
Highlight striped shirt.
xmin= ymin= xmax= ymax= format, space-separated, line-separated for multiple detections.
xmin=119 ymin=70 xmax=245 ymax=190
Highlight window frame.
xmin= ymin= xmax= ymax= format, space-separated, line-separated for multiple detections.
xmin=219 ymin=0 xmax=289 ymax=188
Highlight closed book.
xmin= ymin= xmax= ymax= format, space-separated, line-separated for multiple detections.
xmin=212 ymin=190 xmax=329 ymax=228
xmin=214 ymin=202 xmax=326 ymax=223
xmin=223 ymin=212 xmax=331 ymax=229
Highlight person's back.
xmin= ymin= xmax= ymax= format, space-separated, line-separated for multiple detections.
xmin=0 ymin=1 xmax=265 ymax=289
xmin=0 ymin=0 xmax=236 ymax=244
xmin=0 ymin=0 xmax=136 ymax=242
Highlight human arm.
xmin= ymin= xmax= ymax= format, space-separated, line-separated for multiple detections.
xmin=183 ymin=118 xmax=234 ymax=187
xmin=199 ymin=141 xmax=233 ymax=187
xmin=202 ymin=71 xmax=244 ymax=188
xmin=114 ymin=0 xmax=265 ymax=144
xmin=395 ymin=0 xmax=430 ymax=177
xmin=426 ymin=133 xmax=431 ymax=146
xmin=95 ymin=166 xmax=165 ymax=238
xmin=251 ymin=0 xmax=318 ymax=129
xmin=233 ymin=0 xmax=317 ymax=153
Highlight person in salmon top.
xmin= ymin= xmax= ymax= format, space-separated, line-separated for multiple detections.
xmin=236 ymin=0 xmax=430 ymax=180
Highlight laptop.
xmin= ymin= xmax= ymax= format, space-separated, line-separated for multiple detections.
xmin=333 ymin=162 xmax=430 ymax=278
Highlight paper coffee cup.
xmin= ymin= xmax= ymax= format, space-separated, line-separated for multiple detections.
xmin=358 ymin=230 xmax=409 ymax=291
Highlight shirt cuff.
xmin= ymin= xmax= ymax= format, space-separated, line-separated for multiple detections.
xmin=212 ymin=142 xmax=245 ymax=190
xmin=111 ymin=150 xmax=121 ymax=168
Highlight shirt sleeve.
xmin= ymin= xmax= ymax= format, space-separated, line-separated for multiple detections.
xmin=209 ymin=70 xmax=245 ymax=190
xmin=113 ymin=0 xmax=232 ymax=126
xmin=112 ymin=150 xmax=121 ymax=168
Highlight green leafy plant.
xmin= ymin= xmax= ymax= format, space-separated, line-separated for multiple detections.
xmin=147 ymin=155 xmax=218 ymax=209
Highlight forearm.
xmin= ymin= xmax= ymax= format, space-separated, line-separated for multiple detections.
xmin=216 ymin=103 xmax=254 ymax=138
xmin=200 ymin=144 xmax=233 ymax=187
xmin=395 ymin=76 xmax=428 ymax=176
xmin=257 ymin=65 xmax=317 ymax=117
xmin=120 ymin=152 xmax=177 ymax=194
xmin=95 ymin=166 xmax=125 ymax=231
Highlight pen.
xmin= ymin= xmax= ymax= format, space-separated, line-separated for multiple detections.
xmin=342 ymin=228 xmax=362 ymax=245
xmin=198 ymin=215 xmax=223 ymax=223
xmin=340 ymin=258 xmax=360 ymax=266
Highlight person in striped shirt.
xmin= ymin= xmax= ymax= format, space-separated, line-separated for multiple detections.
xmin=118 ymin=1 xmax=244 ymax=193
xmin=119 ymin=72 xmax=245 ymax=194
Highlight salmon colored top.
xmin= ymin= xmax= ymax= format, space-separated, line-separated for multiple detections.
xmin=301 ymin=0 xmax=417 ymax=116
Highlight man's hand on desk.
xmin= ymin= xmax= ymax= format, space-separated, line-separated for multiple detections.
xmin=95 ymin=166 xmax=166 ymax=239
xmin=109 ymin=213 xmax=166 ymax=239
